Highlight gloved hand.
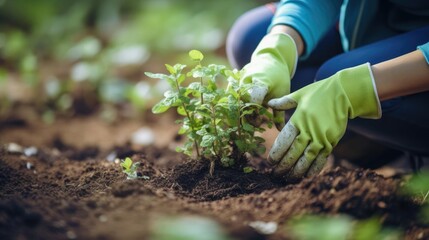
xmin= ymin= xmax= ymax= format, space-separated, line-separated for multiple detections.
xmin=267 ymin=63 xmax=381 ymax=180
xmin=240 ymin=33 xmax=298 ymax=129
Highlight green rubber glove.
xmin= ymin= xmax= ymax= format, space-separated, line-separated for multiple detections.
xmin=240 ymin=33 xmax=298 ymax=129
xmin=267 ymin=63 xmax=381 ymax=180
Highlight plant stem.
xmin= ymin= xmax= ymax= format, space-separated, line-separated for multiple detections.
xmin=209 ymin=159 xmax=215 ymax=177
xmin=200 ymin=77 xmax=204 ymax=105
xmin=183 ymin=108 xmax=200 ymax=159
xmin=174 ymin=75 xmax=200 ymax=158
xmin=212 ymin=105 xmax=218 ymax=137
xmin=211 ymin=105 xmax=220 ymax=159
xmin=423 ymin=189 xmax=429 ymax=204
xmin=237 ymin=94 xmax=242 ymax=139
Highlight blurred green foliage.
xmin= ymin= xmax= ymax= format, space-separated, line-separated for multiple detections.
xmin=288 ymin=214 xmax=402 ymax=240
xmin=0 ymin=0 xmax=262 ymax=121
xmin=151 ymin=215 xmax=232 ymax=240
xmin=401 ymin=170 xmax=429 ymax=224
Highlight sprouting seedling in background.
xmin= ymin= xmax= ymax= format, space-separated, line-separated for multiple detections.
xmin=120 ymin=157 xmax=149 ymax=180
xmin=146 ymin=50 xmax=273 ymax=175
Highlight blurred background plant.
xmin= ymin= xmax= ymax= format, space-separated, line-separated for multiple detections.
xmin=287 ymin=214 xmax=402 ymax=240
xmin=401 ymin=170 xmax=429 ymax=225
xmin=0 ymin=0 xmax=267 ymax=123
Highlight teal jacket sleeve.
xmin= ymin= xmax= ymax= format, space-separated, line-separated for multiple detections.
xmin=417 ymin=42 xmax=429 ymax=65
xmin=269 ymin=0 xmax=343 ymax=59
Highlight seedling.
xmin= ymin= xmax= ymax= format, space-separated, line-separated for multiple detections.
xmin=146 ymin=50 xmax=273 ymax=175
xmin=120 ymin=157 xmax=149 ymax=180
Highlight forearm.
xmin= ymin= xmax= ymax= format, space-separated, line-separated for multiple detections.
xmin=269 ymin=0 xmax=342 ymax=58
xmin=372 ymin=50 xmax=429 ymax=101
xmin=270 ymin=25 xmax=305 ymax=57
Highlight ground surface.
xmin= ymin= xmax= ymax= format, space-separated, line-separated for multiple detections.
xmin=1 ymin=110 xmax=428 ymax=240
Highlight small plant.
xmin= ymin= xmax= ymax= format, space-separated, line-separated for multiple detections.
xmin=146 ymin=50 xmax=273 ymax=175
xmin=120 ymin=157 xmax=149 ymax=180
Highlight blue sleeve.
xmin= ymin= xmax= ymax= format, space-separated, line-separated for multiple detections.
xmin=417 ymin=42 xmax=429 ymax=65
xmin=269 ymin=0 xmax=343 ymax=59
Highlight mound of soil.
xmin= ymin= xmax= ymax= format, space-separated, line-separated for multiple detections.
xmin=156 ymin=160 xmax=283 ymax=201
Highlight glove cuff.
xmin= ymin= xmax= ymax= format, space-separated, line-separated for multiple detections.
xmin=253 ymin=33 xmax=298 ymax=78
xmin=338 ymin=63 xmax=382 ymax=119
xmin=277 ymin=33 xmax=298 ymax=78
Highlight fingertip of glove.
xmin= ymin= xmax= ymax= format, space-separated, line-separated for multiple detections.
xmin=267 ymin=154 xmax=280 ymax=167
xmin=267 ymin=98 xmax=278 ymax=107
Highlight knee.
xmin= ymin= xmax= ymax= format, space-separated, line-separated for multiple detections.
xmin=226 ymin=5 xmax=274 ymax=69
xmin=314 ymin=54 xmax=350 ymax=81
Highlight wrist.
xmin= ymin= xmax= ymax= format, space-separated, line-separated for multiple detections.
xmin=371 ymin=50 xmax=429 ymax=101
xmin=338 ymin=63 xmax=381 ymax=119
xmin=270 ymin=25 xmax=304 ymax=57
xmin=257 ymin=32 xmax=298 ymax=78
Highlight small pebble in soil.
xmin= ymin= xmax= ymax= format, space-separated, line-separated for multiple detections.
xmin=53 ymin=220 xmax=66 ymax=229
xmin=248 ymin=221 xmax=278 ymax=235
xmin=131 ymin=127 xmax=155 ymax=146
xmin=66 ymin=230 xmax=77 ymax=239
xmin=98 ymin=215 xmax=108 ymax=222
xmin=6 ymin=142 xmax=23 ymax=153
xmin=377 ymin=201 xmax=387 ymax=208
xmin=23 ymin=146 xmax=38 ymax=157
xmin=26 ymin=162 xmax=34 ymax=170
xmin=106 ymin=151 xmax=117 ymax=162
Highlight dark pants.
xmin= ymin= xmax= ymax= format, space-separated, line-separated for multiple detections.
xmin=226 ymin=4 xmax=429 ymax=156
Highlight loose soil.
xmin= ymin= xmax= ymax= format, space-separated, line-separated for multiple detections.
xmin=1 ymin=112 xmax=428 ymax=240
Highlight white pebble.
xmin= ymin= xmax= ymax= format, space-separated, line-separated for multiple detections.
xmin=248 ymin=221 xmax=278 ymax=235
xmin=131 ymin=127 xmax=155 ymax=146
xmin=24 ymin=147 xmax=38 ymax=157
xmin=6 ymin=143 xmax=23 ymax=153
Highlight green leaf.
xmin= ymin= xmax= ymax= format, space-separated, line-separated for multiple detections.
xmin=145 ymin=72 xmax=176 ymax=88
xmin=254 ymin=145 xmax=266 ymax=155
xmin=196 ymin=128 xmax=207 ymax=136
xmin=191 ymin=67 xmax=205 ymax=78
xmin=235 ymin=140 xmax=247 ymax=152
xmin=177 ymin=74 xmax=186 ymax=85
xmin=189 ymin=50 xmax=204 ymax=61
xmin=175 ymin=146 xmax=184 ymax=153
xmin=254 ymin=136 xmax=266 ymax=143
xmin=165 ymin=64 xmax=176 ymax=74
xmin=120 ymin=157 xmax=133 ymax=171
xmin=152 ymin=100 xmax=171 ymax=114
xmin=203 ymin=93 xmax=216 ymax=102
xmin=173 ymin=64 xmax=186 ymax=74
xmin=402 ymin=171 xmax=429 ymax=199
xmin=188 ymin=82 xmax=202 ymax=91
xmin=145 ymin=72 xmax=168 ymax=80
xmin=221 ymin=157 xmax=235 ymax=167
xmin=200 ymin=135 xmax=216 ymax=147
xmin=225 ymin=69 xmax=242 ymax=80
xmin=177 ymin=106 xmax=187 ymax=116
xmin=243 ymin=166 xmax=254 ymax=173
xmin=178 ymin=125 xmax=190 ymax=135
xmin=242 ymin=123 xmax=254 ymax=132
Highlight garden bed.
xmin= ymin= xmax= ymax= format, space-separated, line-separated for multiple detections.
xmin=1 ymin=113 xmax=428 ymax=240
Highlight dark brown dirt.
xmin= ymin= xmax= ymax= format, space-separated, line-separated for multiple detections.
xmin=156 ymin=159 xmax=283 ymax=201
xmin=1 ymin=114 xmax=429 ymax=240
